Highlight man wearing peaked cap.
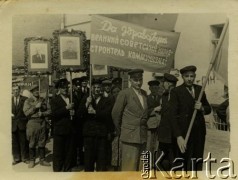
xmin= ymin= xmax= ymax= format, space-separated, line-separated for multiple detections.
xmin=50 ymin=78 xmax=76 ymax=172
xmin=180 ymin=65 xmax=197 ymax=75
xmin=146 ymin=80 xmax=161 ymax=154
xmin=164 ymin=73 xmax=178 ymax=83
xmin=157 ymin=73 xmax=178 ymax=170
xmin=168 ymin=65 xmax=211 ymax=171
xmin=72 ymin=77 xmax=81 ymax=88
xmin=80 ymin=76 xmax=89 ymax=95
xmin=128 ymin=69 xmax=144 ymax=78
xmin=72 ymin=77 xmax=85 ymax=167
xmin=102 ymin=79 xmax=112 ymax=98
xmin=78 ymin=78 xmax=113 ymax=171
xmin=23 ymin=84 xmax=51 ymax=168
xmin=112 ymin=68 xmax=148 ymax=171
xmin=112 ymin=77 xmax=123 ymax=90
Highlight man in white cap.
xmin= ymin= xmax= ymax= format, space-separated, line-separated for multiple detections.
xmin=112 ymin=69 xmax=148 ymax=171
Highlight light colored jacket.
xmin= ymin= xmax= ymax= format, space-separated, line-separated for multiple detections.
xmin=112 ymin=87 xmax=148 ymax=144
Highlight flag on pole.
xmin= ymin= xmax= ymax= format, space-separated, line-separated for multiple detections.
xmin=213 ymin=26 xmax=229 ymax=85
xmin=90 ymin=15 xmax=180 ymax=73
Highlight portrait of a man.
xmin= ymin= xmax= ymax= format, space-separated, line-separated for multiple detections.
xmin=62 ymin=40 xmax=78 ymax=59
xmin=32 ymin=48 xmax=46 ymax=63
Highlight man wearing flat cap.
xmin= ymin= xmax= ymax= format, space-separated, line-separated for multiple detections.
xmin=102 ymin=79 xmax=112 ymax=98
xmin=169 ymin=65 xmax=211 ymax=171
xmin=157 ymin=73 xmax=178 ymax=170
xmin=146 ymin=80 xmax=161 ymax=153
xmin=79 ymin=79 xmax=113 ymax=171
xmin=112 ymin=69 xmax=148 ymax=171
xmin=72 ymin=77 xmax=85 ymax=167
xmin=50 ymin=79 xmax=76 ymax=171
xmin=112 ymin=77 xmax=123 ymax=89
xmin=23 ymin=85 xmax=51 ymax=168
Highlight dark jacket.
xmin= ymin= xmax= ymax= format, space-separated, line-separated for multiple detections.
xmin=169 ymin=84 xmax=211 ymax=139
xmin=158 ymin=92 xmax=172 ymax=143
xmin=12 ymin=95 xmax=28 ymax=132
xmin=79 ymin=95 xmax=114 ymax=137
xmin=51 ymin=95 xmax=76 ymax=135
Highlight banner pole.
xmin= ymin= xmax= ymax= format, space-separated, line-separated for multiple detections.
xmin=69 ymin=68 xmax=73 ymax=120
xmin=185 ymin=19 xmax=229 ymax=145
xmin=89 ymin=64 xmax=92 ymax=97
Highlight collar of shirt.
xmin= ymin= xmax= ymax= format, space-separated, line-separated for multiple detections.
xmin=186 ymin=86 xmax=195 ymax=98
xmin=132 ymin=88 xmax=144 ymax=108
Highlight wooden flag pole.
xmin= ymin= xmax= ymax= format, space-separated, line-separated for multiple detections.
xmin=69 ymin=68 xmax=74 ymax=120
xmin=38 ymin=72 xmax=41 ymax=95
xmin=89 ymin=64 xmax=92 ymax=97
xmin=185 ymin=19 xmax=229 ymax=145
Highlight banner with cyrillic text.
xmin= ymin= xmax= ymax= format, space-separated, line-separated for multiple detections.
xmin=90 ymin=15 xmax=180 ymax=73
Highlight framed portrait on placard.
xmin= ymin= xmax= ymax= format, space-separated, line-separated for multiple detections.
xmin=92 ymin=64 xmax=109 ymax=76
xmin=24 ymin=37 xmax=51 ymax=72
xmin=60 ymin=36 xmax=80 ymax=65
xmin=52 ymin=29 xmax=87 ymax=71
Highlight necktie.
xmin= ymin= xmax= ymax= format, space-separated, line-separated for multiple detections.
xmin=187 ymin=86 xmax=195 ymax=98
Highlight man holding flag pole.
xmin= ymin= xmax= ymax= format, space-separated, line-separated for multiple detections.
xmin=169 ymin=20 xmax=228 ymax=171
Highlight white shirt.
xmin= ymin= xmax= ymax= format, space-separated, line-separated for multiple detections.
xmin=14 ymin=96 xmax=19 ymax=106
xmin=133 ymin=88 xmax=145 ymax=109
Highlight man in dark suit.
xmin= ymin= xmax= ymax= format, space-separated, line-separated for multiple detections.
xmin=79 ymin=79 xmax=113 ymax=171
xmin=146 ymin=80 xmax=161 ymax=153
xmin=32 ymin=49 xmax=45 ymax=63
xmin=169 ymin=65 xmax=211 ymax=171
xmin=50 ymin=79 xmax=76 ymax=172
xmin=12 ymin=85 xmax=29 ymax=165
xmin=157 ymin=73 xmax=178 ymax=170
xmin=112 ymin=69 xmax=148 ymax=171
xmin=72 ymin=77 xmax=87 ymax=167
xmin=63 ymin=40 xmax=77 ymax=59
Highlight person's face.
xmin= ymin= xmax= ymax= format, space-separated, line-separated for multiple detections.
xmin=74 ymin=84 xmax=81 ymax=91
xmin=92 ymin=84 xmax=102 ymax=96
xmin=81 ymin=81 xmax=87 ymax=87
xmin=149 ymin=85 xmax=160 ymax=95
xmin=59 ymin=86 xmax=68 ymax=96
xmin=163 ymin=81 xmax=170 ymax=90
xmin=112 ymin=87 xmax=121 ymax=98
xmin=12 ymin=86 xmax=20 ymax=97
xmin=32 ymin=89 xmax=39 ymax=98
xmin=103 ymin=85 xmax=111 ymax=93
xmin=182 ymin=71 xmax=196 ymax=87
xmin=130 ymin=77 xmax=143 ymax=90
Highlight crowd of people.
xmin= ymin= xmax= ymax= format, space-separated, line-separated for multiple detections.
xmin=12 ymin=65 xmax=215 ymax=172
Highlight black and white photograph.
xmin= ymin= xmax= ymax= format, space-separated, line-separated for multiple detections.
xmin=60 ymin=36 xmax=80 ymax=64
xmin=1 ymin=1 xmax=238 ymax=180
xmin=25 ymin=38 xmax=51 ymax=72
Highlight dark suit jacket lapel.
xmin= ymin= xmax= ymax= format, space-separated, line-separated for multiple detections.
xmin=12 ymin=97 xmax=16 ymax=114
xmin=194 ymin=85 xmax=200 ymax=100
xmin=130 ymin=87 xmax=143 ymax=110
xmin=181 ymin=83 xmax=195 ymax=100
